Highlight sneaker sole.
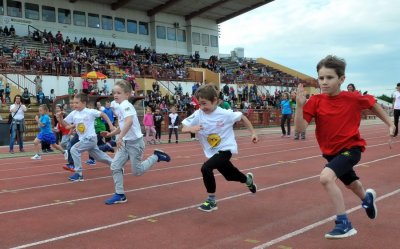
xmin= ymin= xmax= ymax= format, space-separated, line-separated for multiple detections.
xmin=197 ymin=206 xmax=218 ymax=212
xmin=62 ymin=166 xmax=75 ymax=172
xmin=69 ymin=178 xmax=84 ymax=182
xmin=105 ymin=199 xmax=128 ymax=205
xmin=365 ymin=188 xmax=378 ymax=219
xmin=325 ymin=228 xmax=357 ymax=239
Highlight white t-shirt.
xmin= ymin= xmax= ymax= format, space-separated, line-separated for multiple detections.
xmin=393 ymin=91 xmax=400 ymax=110
xmin=116 ymin=99 xmax=143 ymax=141
xmin=169 ymin=113 xmax=179 ymax=128
xmin=64 ymin=108 xmax=100 ymax=140
xmin=182 ymin=107 xmax=242 ymax=158
xmin=10 ymin=104 xmax=26 ymax=120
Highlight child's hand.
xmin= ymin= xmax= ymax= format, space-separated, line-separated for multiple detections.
xmin=251 ymin=133 xmax=258 ymax=143
xmin=100 ymin=131 xmax=110 ymax=137
xmin=296 ymin=84 xmax=307 ymax=108
xmin=116 ymin=137 xmax=123 ymax=150
xmin=35 ymin=115 xmax=39 ymax=122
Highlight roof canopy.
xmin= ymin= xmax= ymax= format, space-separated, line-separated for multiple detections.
xmin=73 ymin=0 xmax=274 ymax=24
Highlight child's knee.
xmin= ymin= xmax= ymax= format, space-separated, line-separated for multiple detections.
xmin=319 ymin=170 xmax=335 ymax=186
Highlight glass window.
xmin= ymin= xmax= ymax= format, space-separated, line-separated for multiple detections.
xmin=102 ymin=15 xmax=113 ymax=30
xmin=6 ymin=0 xmax=22 ymax=18
xmin=156 ymin=26 xmax=166 ymax=39
xmin=115 ymin=17 xmax=125 ymax=32
xmin=202 ymin=34 xmax=209 ymax=46
xmin=127 ymin=19 xmax=137 ymax=33
xmin=88 ymin=13 xmax=100 ymax=28
xmin=58 ymin=8 xmax=71 ymax=24
xmin=139 ymin=22 xmax=148 ymax=35
xmin=25 ymin=3 xmax=39 ymax=20
xmin=210 ymin=35 xmax=218 ymax=47
xmin=177 ymin=29 xmax=186 ymax=42
xmin=192 ymin=32 xmax=200 ymax=45
xmin=42 ymin=5 xmax=56 ymax=22
xmin=0 ymin=1 xmax=4 ymax=15
xmin=73 ymin=11 xmax=86 ymax=27
xmin=167 ymin=27 xmax=176 ymax=41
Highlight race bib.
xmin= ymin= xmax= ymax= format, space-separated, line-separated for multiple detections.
xmin=77 ymin=123 xmax=86 ymax=133
xmin=207 ymin=134 xmax=221 ymax=148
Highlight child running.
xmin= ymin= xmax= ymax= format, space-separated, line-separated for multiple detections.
xmin=56 ymin=93 xmax=115 ymax=181
xmin=295 ymin=55 xmax=395 ymax=239
xmin=101 ymin=80 xmax=171 ymax=205
xmin=31 ymin=105 xmax=67 ymax=160
xmin=181 ymin=84 xmax=258 ymax=212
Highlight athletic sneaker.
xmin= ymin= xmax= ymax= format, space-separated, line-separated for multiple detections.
xmin=246 ymin=172 xmax=257 ymax=193
xmin=325 ymin=220 xmax=357 ymax=239
xmin=85 ymin=159 xmax=96 ymax=166
xmin=63 ymin=164 xmax=75 ymax=172
xmin=154 ymin=149 xmax=171 ymax=162
xmin=31 ymin=154 xmax=41 ymax=160
xmin=198 ymin=199 xmax=218 ymax=212
xmin=105 ymin=193 xmax=127 ymax=205
xmin=362 ymin=188 xmax=377 ymax=219
xmin=68 ymin=173 xmax=83 ymax=182
xmin=63 ymin=150 xmax=69 ymax=160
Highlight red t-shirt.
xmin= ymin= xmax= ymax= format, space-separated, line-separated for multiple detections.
xmin=303 ymin=91 xmax=376 ymax=155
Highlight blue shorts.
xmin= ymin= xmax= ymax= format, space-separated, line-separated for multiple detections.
xmin=38 ymin=132 xmax=57 ymax=145
xmin=323 ymin=147 xmax=361 ymax=186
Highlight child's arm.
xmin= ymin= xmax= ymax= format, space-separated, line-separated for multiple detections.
xmin=100 ymin=112 xmax=115 ymax=131
xmin=294 ymin=84 xmax=309 ymax=133
xmin=241 ymin=115 xmax=258 ymax=143
xmin=35 ymin=115 xmax=45 ymax=127
xmin=370 ymin=103 xmax=395 ymax=136
xmin=182 ymin=124 xmax=202 ymax=133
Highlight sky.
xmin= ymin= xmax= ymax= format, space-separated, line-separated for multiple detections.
xmin=219 ymin=0 xmax=400 ymax=97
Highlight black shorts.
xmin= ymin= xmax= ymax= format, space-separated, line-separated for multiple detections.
xmin=323 ymin=147 xmax=361 ymax=186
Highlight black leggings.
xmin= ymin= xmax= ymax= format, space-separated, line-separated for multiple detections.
xmin=155 ymin=126 xmax=161 ymax=139
xmin=394 ymin=109 xmax=400 ymax=137
xmin=281 ymin=114 xmax=291 ymax=135
xmin=201 ymin=151 xmax=247 ymax=193
xmin=168 ymin=128 xmax=178 ymax=141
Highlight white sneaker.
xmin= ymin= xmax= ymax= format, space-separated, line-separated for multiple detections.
xmin=31 ymin=154 xmax=41 ymax=160
xmin=63 ymin=150 xmax=69 ymax=160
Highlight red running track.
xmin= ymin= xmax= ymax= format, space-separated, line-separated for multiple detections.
xmin=0 ymin=123 xmax=399 ymax=249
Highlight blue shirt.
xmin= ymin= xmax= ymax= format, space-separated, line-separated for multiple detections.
xmin=103 ymin=107 xmax=114 ymax=123
xmin=280 ymin=100 xmax=292 ymax=115
xmin=39 ymin=114 xmax=52 ymax=134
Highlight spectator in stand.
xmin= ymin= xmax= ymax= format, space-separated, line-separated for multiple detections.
xmin=32 ymin=30 xmax=40 ymax=41
xmin=3 ymin=26 xmax=9 ymax=36
xmin=21 ymin=88 xmax=31 ymax=105
xmin=9 ymin=95 xmax=27 ymax=153
xmin=67 ymin=76 xmax=74 ymax=95
xmin=0 ymin=26 xmax=4 ymax=36
xmin=5 ymin=83 xmax=11 ymax=103
xmin=36 ymin=87 xmax=45 ymax=104
xmin=9 ymin=25 xmax=15 ymax=37
xmin=34 ymin=75 xmax=42 ymax=95
xmin=82 ymin=79 xmax=89 ymax=94
xmin=0 ymin=77 xmax=4 ymax=103
xmin=49 ymin=89 xmax=56 ymax=103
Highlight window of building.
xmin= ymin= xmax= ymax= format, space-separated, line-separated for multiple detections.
xmin=156 ymin=25 xmax=166 ymax=39
xmin=88 ymin=13 xmax=100 ymax=28
xmin=210 ymin=35 xmax=218 ymax=47
xmin=0 ymin=1 xmax=4 ymax=15
xmin=102 ymin=15 xmax=113 ymax=30
xmin=73 ymin=11 xmax=86 ymax=27
xmin=139 ymin=21 xmax=148 ymax=35
xmin=58 ymin=8 xmax=71 ymax=24
xmin=25 ymin=3 xmax=39 ymax=20
xmin=127 ymin=19 xmax=137 ymax=33
xmin=202 ymin=34 xmax=209 ymax=46
xmin=177 ymin=29 xmax=186 ymax=42
xmin=192 ymin=32 xmax=200 ymax=45
xmin=167 ymin=27 xmax=176 ymax=41
xmin=6 ymin=0 xmax=22 ymax=18
xmin=115 ymin=17 xmax=125 ymax=32
xmin=42 ymin=5 xmax=56 ymax=22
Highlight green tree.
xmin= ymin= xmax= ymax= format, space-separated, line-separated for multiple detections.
xmin=376 ymin=94 xmax=393 ymax=104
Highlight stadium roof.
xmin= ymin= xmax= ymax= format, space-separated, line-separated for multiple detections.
xmin=75 ymin=0 xmax=274 ymax=24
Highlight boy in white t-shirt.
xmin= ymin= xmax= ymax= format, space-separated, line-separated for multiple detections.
xmin=182 ymin=84 xmax=258 ymax=212
xmin=56 ymin=93 xmax=115 ymax=181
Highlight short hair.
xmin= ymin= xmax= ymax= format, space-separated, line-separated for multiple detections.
xmin=74 ymin=93 xmax=88 ymax=103
xmin=397 ymin=83 xmax=400 ymax=87
xmin=195 ymin=84 xmax=218 ymax=102
xmin=39 ymin=104 xmax=49 ymax=112
xmin=316 ymin=55 xmax=346 ymax=77
xmin=114 ymin=80 xmax=132 ymax=93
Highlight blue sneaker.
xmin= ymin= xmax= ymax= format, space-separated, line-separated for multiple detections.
xmin=325 ymin=219 xmax=357 ymax=239
xmin=362 ymin=188 xmax=377 ymax=219
xmin=198 ymin=199 xmax=218 ymax=212
xmin=68 ymin=173 xmax=83 ymax=182
xmin=63 ymin=164 xmax=75 ymax=172
xmin=85 ymin=159 xmax=96 ymax=166
xmin=154 ymin=149 xmax=171 ymax=162
xmin=105 ymin=193 xmax=127 ymax=205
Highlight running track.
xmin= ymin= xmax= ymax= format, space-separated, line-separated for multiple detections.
xmin=0 ymin=121 xmax=399 ymax=249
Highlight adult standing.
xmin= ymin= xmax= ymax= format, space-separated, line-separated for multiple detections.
xmin=392 ymin=83 xmax=400 ymax=137
xmin=34 ymin=75 xmax=42 ymax=98
xmin=9 ymin=95 xmax=27 ymax=153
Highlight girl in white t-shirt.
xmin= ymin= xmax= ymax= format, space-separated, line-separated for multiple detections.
xmin=392 ymin=83 xmax=400 ymax=137
xmin=101 ymin=80 xmax=171 ymax=205
xmin=182 ymin=84 xmax=259 ymax=212
xmin=168 ymin=106 xmax=180 ymax=143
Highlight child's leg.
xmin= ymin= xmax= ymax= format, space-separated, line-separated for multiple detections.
xmin=320 ymin=167 xmax=346 ymax=214
xmin=70 ymin=137 xmax=97 ymax=175
xmin=280 ymin=115 xmax=286 ymax=135
xmin=346 ymin=180 xmax=366 ymax=199
xmin=51 ymin=143 xmax=65 ymax=153
xmin=150 ymin=126 xmax=156 ymax=141
xmin=33 ymin=138 xmax=41 ymax=154
xmin=168 ymin=128 xmax=173 ymax=142
xmin=394 ymin=109 xmax=400 ymax=136
xmin=88 ymin=147 xmax=112 ymax=165
xmin=174 ymin=128 xmax=178 ymax=142
xmin=145 ymin=126 xmax=150 ymax=142
xmin=109 ymin=146 xmax=129 ymax=194
xmin=127 ymin=138 xmax=158 ymax=176
xmin=286 ymin=114 xmax=291 ymax=136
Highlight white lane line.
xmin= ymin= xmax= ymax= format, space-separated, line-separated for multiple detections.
xmin=252 ymin=188 xmax=400 ymax=249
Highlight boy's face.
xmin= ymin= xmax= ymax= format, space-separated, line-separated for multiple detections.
xmin=73 ymin=98 xmax=86 ymax=111
xmin=318 ymin=67 xmax=345 ymax=96
xmin=198 ymin=97 xmax=217 ymax=114
xmin=155 ymin=109 xmax=160 ymax=114
xmin=39 ymin=107 xmax=45 ymax=115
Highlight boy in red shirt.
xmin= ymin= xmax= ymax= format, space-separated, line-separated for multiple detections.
xmin=295 ymin=55 xmax=395 ymax=239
